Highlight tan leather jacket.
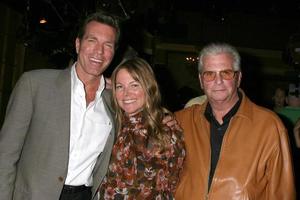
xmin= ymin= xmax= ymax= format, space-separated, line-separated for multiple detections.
xmin=175 ymin=91 xmax=296 ymax=200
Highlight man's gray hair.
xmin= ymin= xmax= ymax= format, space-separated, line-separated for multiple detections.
xmin=198 ymin=43 xmax=241 ymax=72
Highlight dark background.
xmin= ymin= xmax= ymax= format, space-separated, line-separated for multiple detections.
xmin=1 ymin=0 xmax=300 ymax=113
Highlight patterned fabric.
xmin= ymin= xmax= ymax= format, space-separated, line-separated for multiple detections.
xmin=99 ymin=112 xmax=185 ymax=200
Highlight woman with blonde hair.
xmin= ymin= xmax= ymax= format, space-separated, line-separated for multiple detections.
xmin=98 ymin=57 xmax=185 ymax=199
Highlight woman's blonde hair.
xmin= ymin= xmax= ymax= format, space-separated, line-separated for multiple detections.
xmin=111 ymin=57 xmax=171 ymax=143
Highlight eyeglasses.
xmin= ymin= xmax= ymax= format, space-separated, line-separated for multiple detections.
xmin=201 ymin=69 xmax=238 ymax=82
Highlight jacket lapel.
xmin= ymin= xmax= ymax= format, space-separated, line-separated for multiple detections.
xmin=53 ymin=67 xmax=72 ymax=164
xmin=91 ymin=89 xmax=116 ymax=197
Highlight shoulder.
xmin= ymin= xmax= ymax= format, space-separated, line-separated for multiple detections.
xmin=241 ymin=99 xmax=288 ymax=141
xmin=185 ymin=95 xmax=207 ymax=108
xmin=175 ymin=104 xmax=204 ymax=122
xmin=102 ymin=89 xmax=112 ymax=99
xmin=102 ymin=89 xmax=113 ymax=106
xmin=161 ymin=123 xmax=185 ymax=157
xmin=14 ymin=68 xmax=70 ymax=93
xmin=251 ymin=101 xmax=284 ymax=124
xmin=240 ymin=94 xmax=282 ymax=123
xmin=24 ymin=68 xmax=62 ymax=75
xmin=23 ymin=68 xmax=66 ymax=78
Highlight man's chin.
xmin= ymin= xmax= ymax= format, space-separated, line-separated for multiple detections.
xmin=209 ymin=96 xmax=228 ymax=103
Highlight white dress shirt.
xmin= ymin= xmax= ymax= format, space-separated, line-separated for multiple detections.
xmin=65 ymin=64 xmax=112 ymax=186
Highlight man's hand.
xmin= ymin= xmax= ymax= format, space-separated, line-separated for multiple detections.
xmin=162 ymin=114 xmax=182 ymax=132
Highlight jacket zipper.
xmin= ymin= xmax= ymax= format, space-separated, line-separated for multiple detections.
xmin=205 ymin=136 xmax=212 ymax=200
xmin=205 ymin=117 xmax=234 ymax=200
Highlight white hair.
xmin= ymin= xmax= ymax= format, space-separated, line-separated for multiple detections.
xmin=198 ymin=43 xmax=241 ymax=72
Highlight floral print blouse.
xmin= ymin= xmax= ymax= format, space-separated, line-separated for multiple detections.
xmin=98 ymin=112 xmax=185 ymax=200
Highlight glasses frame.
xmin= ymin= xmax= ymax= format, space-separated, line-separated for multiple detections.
xmin=201 ymin=69 xmax=238 ymax=82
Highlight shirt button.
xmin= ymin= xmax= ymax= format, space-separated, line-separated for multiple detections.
xmin=58 ymin=176 xmax=64 ymax=182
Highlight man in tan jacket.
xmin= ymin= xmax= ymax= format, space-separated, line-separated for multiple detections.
xmin=175 ymin=43 xmax=296 ymax=199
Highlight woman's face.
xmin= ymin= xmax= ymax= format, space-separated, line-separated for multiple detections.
xmin=115 ymin=68 xmax=146 ymax=116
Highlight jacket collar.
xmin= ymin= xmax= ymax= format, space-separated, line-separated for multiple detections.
xmin=199 ymin=89 xmax=254 ymax=122
xmin=234 ymin=89 xmax=254 ymax=122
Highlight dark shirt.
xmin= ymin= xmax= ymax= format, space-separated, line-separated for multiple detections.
xmin=205 ymin=92 xmax=242 ymax=190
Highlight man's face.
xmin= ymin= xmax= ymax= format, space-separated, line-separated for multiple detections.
xmin=273 ymin=88 xmax=286 ymax=108
xmin=75 ymin=21 xmax=116 ymax=81
xmin=286 ymin=95 xmax=300 ymax=107
xmin=199 ymin=53 xmax=241 ymax=104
